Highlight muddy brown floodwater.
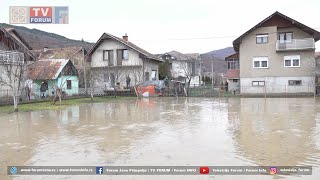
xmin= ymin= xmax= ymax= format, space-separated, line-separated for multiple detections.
xmin=0 ymin=97 xmax=320 ymax=180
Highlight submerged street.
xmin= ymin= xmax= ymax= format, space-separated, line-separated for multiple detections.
xmin=0 ymin=97 xmax=320 ymax=179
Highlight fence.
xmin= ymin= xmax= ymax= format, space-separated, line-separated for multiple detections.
xmin=1 ymin=84 xmax=319 ymax=106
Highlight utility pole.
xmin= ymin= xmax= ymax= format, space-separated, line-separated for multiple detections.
xmin=81 ymin=39 xmax=87 ymax=94
xmin=211 ymin=58 xmax=214 ymax=89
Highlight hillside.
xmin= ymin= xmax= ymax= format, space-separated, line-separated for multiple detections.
xmin=0 ymin=23 xmax=94 ymax=50
xmin=200 ymin=47 xmax=235 ymax=74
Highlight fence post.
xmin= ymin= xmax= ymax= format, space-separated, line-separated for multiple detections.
xmin=7 ymin=89 xmax=9 ymax=104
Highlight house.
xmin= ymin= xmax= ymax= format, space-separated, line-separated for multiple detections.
xmin=31 ymin=46 xmax=87 ymax=87
xmin=85 ymin=33 xmax=163 ymax=90
xmin=0 ymin=27 xmax=36 ymax=98
xmin=232 ymin=11 xmax=320 ymax=94
xmin=26 ymin=59 xmax=79 ymax=98
xmin=158 ymin=50 xmax=202 ymax=86
xmin=315 ymin=52 xmax=320 ymax=94
xmin=225 ymin=53 xmax=240 ymax=92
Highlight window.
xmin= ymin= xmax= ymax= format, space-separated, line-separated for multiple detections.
xmin=288 ymin=80 xmax=301 ymax=86
xmin=191 ymin=62 xmax=196 ymax=76
xmin=151 ymin=70 xmax=157 ymax=80
xmin=228 ymin=60 xmax=239 ymax=69
xmin=253 ymin=57 xmax=268 ymax=68
xmin=279 ymin=32 xmax=293 ymax=43
xmin=284 ymin=55 xmax=300 ymax=67
xmin=145 ymin=72 xmax=150 ymax=81
xmin=123 ymin=49 xmax=128 ymax=60
xmin=256 ymin=34 xmax=268 ymax=44
xmin=67 ymin=80 xmax=72 ymax=89
xmin=103 ymin=50 xmax=114 ymax=66
xmin=252 ymin=81 xmax=265 ymax=86
xmin=233 ymin=79 xmax=239 ymax=82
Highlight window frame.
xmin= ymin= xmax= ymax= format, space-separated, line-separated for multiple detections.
xmin=103 ymin=50 xmax=114 ymax=66
xmin=253 ymin=57 xmax=268 ymax=69
xmin=227 ymin=59 xmax=239 ymax=70
xmin=118 ymin=49 xmax=128 ymax=60
xmin=256 ymin=34 xmax=268 ymax=44
xmin=252 ymin=81 xmax=265 ymax=86
xmin=284 ymin=55 xmax=300 ymax=68
xmin=67 ymin=80 xmax=72 ymax=89
xmin=288 ymin=80 xmax=302 ymax=86
xmin=278 ymin=32 xmax=293 ymax=43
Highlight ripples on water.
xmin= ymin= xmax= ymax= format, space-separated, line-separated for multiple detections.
xmin=0 ymin=97 xmax=320 ymax=180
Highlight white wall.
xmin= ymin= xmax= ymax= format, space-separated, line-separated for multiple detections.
xmin=240 ymin=76 xmax=314 ymax=94
xmin=89 ymin=38 xmax=160 ymax=88
xmin=90 ymin=39 xmax=143 ymax=67
xmin=171 ymin=60 xmax=188 ymax=78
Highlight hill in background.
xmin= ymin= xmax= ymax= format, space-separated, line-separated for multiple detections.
xmin=200 ymin=47 xmax=235 ymax=74
xmin=0 ymin=23 xmax=94 ymax=51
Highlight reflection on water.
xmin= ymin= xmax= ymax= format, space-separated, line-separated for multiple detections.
xmin=0 ymin=97 xmax=319 ymax=180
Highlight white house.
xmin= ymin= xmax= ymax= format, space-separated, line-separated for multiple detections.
xmin=85 ymin=33 xmax=163 ymax=90
xmin=159 ymin=51 xmax=202 ymax=86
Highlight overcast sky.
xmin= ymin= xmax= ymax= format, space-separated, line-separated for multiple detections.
xmin=1 ymin=0 xmax=320 ymax=54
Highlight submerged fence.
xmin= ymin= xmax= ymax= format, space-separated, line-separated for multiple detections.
xmin=1 ymin=84 xmax=319 ymax=106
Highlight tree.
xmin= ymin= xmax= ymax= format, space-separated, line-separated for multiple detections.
xmin=159 ymin=59 xmax=171 ymax=80
xmin=0 ymin=51 xmax=25 ymax=112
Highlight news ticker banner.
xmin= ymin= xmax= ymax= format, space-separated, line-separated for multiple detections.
xmin=7 ymin=166 xmax=312 ymax=175
xmin=9 ymin=6 xmax=69 ymax=24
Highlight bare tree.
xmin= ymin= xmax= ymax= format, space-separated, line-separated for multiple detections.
xmin=0 ymin=51 xmax=25 ymax=111
xmin=171 ymin=60 xmax=194 ymax=96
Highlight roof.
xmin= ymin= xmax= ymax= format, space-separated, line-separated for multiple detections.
xmin=4 ymin=28 xmax=33 ymax=50
xmin=31 ymin=46 xmax=84 ymax=60
xmin=85 ymin=33 xmax=163 ymax=62
xmin=0 ymin=27 xmax=35 ymax=61
xmin=225 ymin=53 xmax=239 ymax=61
xmin=26 ymin=59 xmax=70 ymax=80
xmin=233 ymin=11 xmax=320 ymax=52
xmin=163 ymin=50 xmax=201 ymax=61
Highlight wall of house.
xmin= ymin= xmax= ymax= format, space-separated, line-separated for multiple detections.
xmin=0 ymin=41 xmax=9 ymax=51
xmin=240 ymin=76 xmax=314 ymax=94
xmin=57 ymin=76 xmax=79 ymax=95
xmin=171 ymin=60 xmax=189 ymax=78
xmin=228 ymin=79 xmax=240 ymax=92
xmin=143 ymin=59 xmax=159 ymax=81
xmin=32 ymin=79 xmax=57 ymax=98
xmin=239 ymin=26 xmax=316 ymax=94
xmin=90 ymin=39 xmax=143 ymax=67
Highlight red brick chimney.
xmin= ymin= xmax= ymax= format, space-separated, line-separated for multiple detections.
xmin=122 ymin=33 xmax=128 ymax=41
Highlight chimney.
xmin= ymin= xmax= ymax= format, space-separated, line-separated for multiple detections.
xmin=44 ymin=47 xmax=48 ymax=52
xmin=122 ymin=33 xmax=128 ymax=41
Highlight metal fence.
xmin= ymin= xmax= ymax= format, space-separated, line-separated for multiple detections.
xmin=1 ymin=84 xmax=319 ymax=106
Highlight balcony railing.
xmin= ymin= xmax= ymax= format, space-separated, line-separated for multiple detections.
xmin=276 ymin=38 xmax=315 ymax=51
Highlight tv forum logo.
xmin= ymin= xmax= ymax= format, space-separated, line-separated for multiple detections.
xmin=9 ymin=6 xmax=69 ymax=24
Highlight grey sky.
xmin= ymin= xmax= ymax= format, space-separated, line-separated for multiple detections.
xmin=1 ymin=0 xmax=319 ymax=53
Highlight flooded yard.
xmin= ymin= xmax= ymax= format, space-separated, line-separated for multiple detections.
xmin=0 ymin=97 xmax=320 ymax=179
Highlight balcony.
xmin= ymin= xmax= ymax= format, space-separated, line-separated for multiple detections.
xmin=276 ymin=38 xmax=315 ymax=51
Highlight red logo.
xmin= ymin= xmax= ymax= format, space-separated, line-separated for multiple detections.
xmin=199 ymin=167 xmax=209 ymax=174
xmin=30 ymin=7 xmax=52 ymax=17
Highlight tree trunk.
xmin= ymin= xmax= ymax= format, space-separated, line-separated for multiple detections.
xmin=90 ymin=88 xmax=94 ymax=101
xmin=13 ymin=95 xmax=18 ymax=112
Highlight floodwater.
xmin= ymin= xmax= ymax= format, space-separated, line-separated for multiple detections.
xmin=0 ymin=97 xmax=320 ymax=180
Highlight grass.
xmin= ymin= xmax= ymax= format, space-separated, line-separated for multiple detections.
xmin=0 ymin=96 xmax=136 ymax=115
